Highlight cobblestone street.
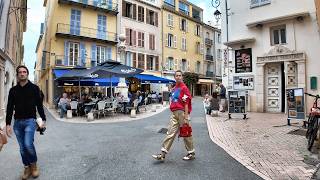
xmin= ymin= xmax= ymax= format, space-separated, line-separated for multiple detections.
xmin=206 ymin=112 xmax=318 ymax=180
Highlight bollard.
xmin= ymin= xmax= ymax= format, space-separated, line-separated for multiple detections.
xmin=67 ymin=110 xmax=73 ymax=119
xmin=151 ymin=105 xmax=156 ymax=112
xmin=87 ymin=112 xmax=94 ymax=121
xmin=130 ymin=109 xmax=136 ymax=118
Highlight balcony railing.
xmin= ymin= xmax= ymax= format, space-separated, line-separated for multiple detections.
xmin=55 ymin=55 xmax=109 ymax=67
xmin=58 ymin=0 xmax=118 ymax=14
xmin=205 ymin=38 xmax=213 ymax=45
xmin=56 ymin=23 xmax=117 ymax=44
xmin=205 ymin=54 xmax=214 ymax=61
xmin=206 ymin=71 xmax=214 ymax=77
xmin=179 ymin=9 xmax=189 ymax=16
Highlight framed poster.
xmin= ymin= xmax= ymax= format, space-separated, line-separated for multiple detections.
xmin=233 ymin=76 xmax=254 ymax=90
xmin=228 ymin=90 xmax=247 ymax=114
xmin=286 ymin=88 xmax=305 ymax=120
xmin=235 ymin=48 xmax=252 ymax=73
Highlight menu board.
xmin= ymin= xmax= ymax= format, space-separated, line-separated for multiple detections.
xmin=233 ymin=76 xmax=254 ymax=90
xmin=287 ymin=88 xmax=305 ymax=119
xmin=228 ymin=91 xmax=246 ymax=114
xmin=235 ymin=48 xmax=252 ymax=73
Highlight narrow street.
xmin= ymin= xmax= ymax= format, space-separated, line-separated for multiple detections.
xmin=0 ymin=97 xmax=260 ymax=180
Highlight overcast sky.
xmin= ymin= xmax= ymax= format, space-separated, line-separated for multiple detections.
xmin=23 ymin=0 xmax=217 ymax=81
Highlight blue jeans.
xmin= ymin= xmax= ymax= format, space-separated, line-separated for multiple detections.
xmin=13 ymin=118 xmax=38 ymax=166
xmin=59 ymin=104 xmax=68 ymax=118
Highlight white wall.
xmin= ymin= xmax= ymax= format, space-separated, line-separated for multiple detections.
xmin=0 ymin=0 xmax=10 ymax=50
xmin=221 ymin=0 xmax=320 ymax=111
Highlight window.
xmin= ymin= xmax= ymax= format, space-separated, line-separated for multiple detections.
xmin=146 ymin=55 xmax=158 ymax=71
xmin=181 ymin=37 xmax=187 ymax=51
xmin=167 ymin=57 xmax=174 ymax=70
xmin=149 ymin=34 xmax=155 ymax=50
xmin=181 ymin=19 xmax=187 ymax=31
xmin=196 ymin=61 xmax=200 ymax=73
xmin=181 ymin=59 xmax=187 ymax=71
xmin=192 ymin=8 xmax=201 ymax=21
xmin=167 ymin=13 xmax=174 ymax=27
xmin=206 ymin=32 xmax=210 ymax=39
xmin=68 ymin=42 xmax=79 ymax=66
xmin=206 ymin=48 xmax=211 ymax=55
xmin=0 ymin=0 xmax=4 ymax=22
xmin=164 ymin=0 xmax=175 ymax=7
xmin=271 ymin=25 xmax=286 ymax=45
xmin=97 ymin=15 xmax=107 ymax=39
xmin=167 ymin=33 xmax=176 ymax=48
xmin=217 ymin=33 xmax=221 ymax=43
xmin=196 ymin=42 xmax=200 ymax=54
xmin=137 ymin=32 xmax=145 ymax=48
xmin=250 ymin=0 xmax=271 ymax=8
xmin=125 ymin=28 xmax=136 ymax=46
xmin=138 ymin=6 xmax=144 ymax=22
xmin=217 ymin=49 xmax=221 ymax=59
xmin=138 ymin=53 xmax=145 ymax=69
xmin=123 ymin=1 xmax=136 ymax=20
xmin=195 ymin=25 xmax=201 ymax=36
xmin=70 ymin=9 xmax=81 ymax=35
xmin=146 ymin=9 xmax=158 ymax=26
xmin=96 ymin=46 xmax=112 ymax=64
xmin=179 ymin=1 xmax=189 ymax=15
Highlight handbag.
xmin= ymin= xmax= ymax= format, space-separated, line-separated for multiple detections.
xmin=179 ymin=123 xmax=192 ymax=137
xmin=0 ymin=128 xmax=8 ymax=151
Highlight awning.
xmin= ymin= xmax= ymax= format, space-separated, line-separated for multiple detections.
xmin=57 ymin=77 xmax=122 ymax=87
xmin=53 ymin=69 xmax=70 ymax=78
xmin=134 ymin=74 xmax=175 ymax=84
xmin=198 ymin=79 xmax=214 ymax=84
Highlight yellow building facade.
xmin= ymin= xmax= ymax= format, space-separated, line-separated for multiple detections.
xmin=161 ymin=0 xmax=206 ymax=94
xmin=35 ymin=0 xmax=118 ymax=107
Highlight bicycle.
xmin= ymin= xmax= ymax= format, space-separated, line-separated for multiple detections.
xmin=305 ymin=93 xmax=320 ymax=151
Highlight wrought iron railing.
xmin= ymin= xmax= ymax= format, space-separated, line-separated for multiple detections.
xmin=56 ymin=23 xmax=117 ymax=42
xmin=206 ymin=71 xmax=214 ymax=77
xmin=59 ymin=0 xmax=118 ymax=12
xmin=205 ymin=54 xmax=214 ymax=61
xmin=205 ymin=38 xmax=213 ymax=45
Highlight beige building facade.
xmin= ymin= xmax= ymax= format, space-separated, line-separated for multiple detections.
xmin=0 ymin=0 xmax=27 ymax=121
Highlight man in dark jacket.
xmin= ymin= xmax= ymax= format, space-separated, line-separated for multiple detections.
xmin=219 ymin=84 xmax=226 ymax=112
xmin=5 ymin=65 xmax=46 ymax=180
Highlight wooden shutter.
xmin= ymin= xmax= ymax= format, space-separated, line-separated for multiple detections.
xmin=165 ymin=33 xmax=168 ymax=47
xmin=153 ymin=35 xmax=155 ymax=50
xmin=174 ymin=59 xmax=178 ymax=71
xmin=138 ymin=6 xmax=144 ymax=22
xmin=142 ymin=32 xmax=145 ymax=48
xmin=155 ymin=12 xmax=158 ymax=27
xmin=179 ymin=17 xmax=181 ymax=30
xmin=173 ymin=35 xmax=177 ymax=48
xmin=132 ymin=52 xmax=137 ymax=67
xmin=122 ymin=0 xmax=126 ymax=17
xmin=155 ymin=56 xmax=159 ymax=71
xmin=167 ymin=14 xmax=170 ymax=26
xmin=138 ymin=32 xmax=141 ymax=47
xmin=132 ymin=30 xmax=136 ymax=46
xmin=125 ymin=28 xmax=130 ymax=45
xmin=149 ymin=34 xmax=152 ymax=50
xmin=146 ymin=9 xmax=150 ymax=24
xmin=132 ymin=4 xmax=137 ymax=20
xmin=186 ymin=20 xmax=188 ymax=32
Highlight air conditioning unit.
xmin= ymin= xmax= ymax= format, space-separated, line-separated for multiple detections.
xmin=56 ymin=59 xmax=63 ymax=66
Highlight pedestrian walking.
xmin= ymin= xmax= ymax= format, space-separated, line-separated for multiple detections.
xmin=5 ymin=65 xmax=47 ymax=180
xmin=152 ymin=70 xmax=195 ymax=161
xmin=219 ymin=84 xmax=226 ymax=112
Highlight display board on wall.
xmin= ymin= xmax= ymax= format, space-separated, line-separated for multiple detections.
xmin=287 ymin=88 xmax=305 ymax=120
xmin=233 ymin=76 xmax=254 ymax=90
xmin=235 ymin=48 xmax=252 ymax=73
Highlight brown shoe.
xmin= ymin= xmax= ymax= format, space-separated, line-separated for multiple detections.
xmin=30 ymin=163 xmax=39 ymax=178
xmin=21 ymin=166 xmax=31 ymax=180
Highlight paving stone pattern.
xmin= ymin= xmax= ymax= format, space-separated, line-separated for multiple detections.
xmin=206 ymin=112 xmax=318 ymax=180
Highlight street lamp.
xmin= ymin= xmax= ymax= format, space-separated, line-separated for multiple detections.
xmin=214 ymin=9 xmax=222 ymax=23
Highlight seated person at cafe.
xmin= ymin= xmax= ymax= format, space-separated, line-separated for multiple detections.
xmin=208 ymin=92 xmax=219 ymax=115
xmin=58 ymin=93 xmax=71 ymax=118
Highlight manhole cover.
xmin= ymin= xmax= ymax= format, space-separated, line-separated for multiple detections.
xmin=288 ymin=129 xmax=307 ymax=136
xmin=158 ymin=128 xmax=168 ymax=134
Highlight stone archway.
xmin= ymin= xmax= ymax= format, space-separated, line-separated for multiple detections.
xmin=255 ymin=45 xmax=306 ymax=113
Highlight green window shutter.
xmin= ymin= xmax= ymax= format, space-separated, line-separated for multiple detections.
xmin=311 ymin=77 xmax=317 ymax=90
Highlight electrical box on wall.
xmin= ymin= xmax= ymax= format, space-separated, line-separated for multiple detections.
xmin=310 ymin=76 xmax=317 ymax=90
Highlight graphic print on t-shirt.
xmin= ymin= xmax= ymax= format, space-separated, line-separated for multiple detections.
xmin=171 ymin=88 xmax=181 ymax=103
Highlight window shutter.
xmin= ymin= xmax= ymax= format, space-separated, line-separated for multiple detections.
xmin=138 ymin=32 xmax=141 ymax=47
xmin=174 ymin=35 xmax=177 ymax=48
xmin=132 ymin=30 xmax=136 ymax=46
xmin=174 ymin=59 xmax=178 ymax=71
xmin=153 ymin=35 xmax=155 ymax=50
xmin=167 ymin=14 xmax=170 ymax=26
xmin=165 ymin=33 xmax=168 ymax=47
xmin=91 ymin=44 xmax=97 ymax=67
xmin=64 ymin=41 xmax=69 ymax=66
xmin=186 ymin=20 xmax=188 ymax=32
xmin=146 ymin=9 xmax=150 ymax=24
xmin=180 ymin=59 xmax=183 ymax=70
xmin=125 ymin=28 xmax=130 ymax=45
xmin=80 ymin=42 xmax=85 ymax=66
xmin=132 ymin=4 xmax=137 ymax=20
xmin=194 ymin=24 xmax=197 ymax=35
xmin=142 ymin=33 xmax=145 ymax=48
xmin=149 ymin=34 xmax=152 ymax=50
xmin=181 ymin=38 xmax=183 ymax=50
xmin=200 ymin=43 xmax=204 ymax=54
xmin=179 ymin=17 xmax=181 ymax=30
xmin=155 ymin=12 xmax=158 ymax=27
xmin=200 ymin=26 xmax=202 ymax=37
xmin=141 ymin=7 xmax=144 ymax=22
xmin=187 ymin=60 xmax=190 ymax=71
xmin=122 ymin=1 xmax=126 ymax=17
xmin=155 ymin=56 xmax=159 ymax=71
xmin=106 ymin=47 xmax=112 ymax=60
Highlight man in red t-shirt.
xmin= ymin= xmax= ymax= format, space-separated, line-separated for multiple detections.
xmin=152 ymin=70 xmax=195 ymax=161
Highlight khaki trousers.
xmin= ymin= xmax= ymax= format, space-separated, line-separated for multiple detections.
xmin=161 ymin=110 xmax=195 ymax=154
